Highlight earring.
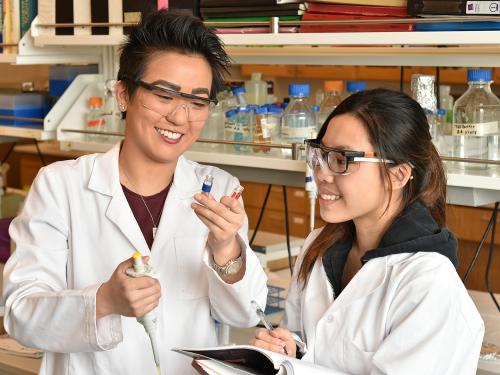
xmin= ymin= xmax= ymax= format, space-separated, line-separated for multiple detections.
xmin=119 ymin=103 xmax=126 ymax=111
xmin=410 ymin=175 xmax=414 ymax=180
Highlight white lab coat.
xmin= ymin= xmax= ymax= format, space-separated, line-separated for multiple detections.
xmin=3 ymin=143 xmax=268 ymax=375
xmin=282 ymin=229 xmax=484 ymax=375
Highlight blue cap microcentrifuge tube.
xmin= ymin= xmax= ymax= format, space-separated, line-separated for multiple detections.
xmin=202 ymin=175 xmax=214 ymax=194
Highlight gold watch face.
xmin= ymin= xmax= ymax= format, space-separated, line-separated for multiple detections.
xmin=225 ymin=259 xmax=243 ymax=275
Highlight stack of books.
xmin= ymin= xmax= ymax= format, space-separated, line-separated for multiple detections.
xmin=300 ymin=0 xmax=412 ymax=33
xmin=1 ymin=0 xmax=37 ymax=53
xmin=202 ymin=0 xmax=304 ymax=34
xmin=407 ymin=0 xmax=500 ymax=31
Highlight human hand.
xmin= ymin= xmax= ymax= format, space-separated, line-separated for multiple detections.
xmin=191 ymin=193 xmax=245 ymax=264
xmin=250 ymin=327 xmax=297 ymax=357
xmin=96 ymin=256 xmax=161 ymax=319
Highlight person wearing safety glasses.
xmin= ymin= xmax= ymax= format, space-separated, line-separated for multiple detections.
xmin=3 ymin=10 xmax=267 ymax=374
xmin=252 ymin=88 xmax=484 ymax=374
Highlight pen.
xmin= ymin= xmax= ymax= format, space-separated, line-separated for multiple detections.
xmin=251 ymin=300 xmax=288 ymax=355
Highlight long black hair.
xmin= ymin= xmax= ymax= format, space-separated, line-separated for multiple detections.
xmin=298 ymin=88 xmax=447 ymax=287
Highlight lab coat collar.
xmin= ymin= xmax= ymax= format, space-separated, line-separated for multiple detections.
xmin=87 ymin=142 xmax=204 ymax=253
xmin=88 ymin=142 xmax=121 ymax=196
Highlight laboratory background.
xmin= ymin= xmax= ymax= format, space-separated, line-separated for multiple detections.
xmin=0 ymin=0 xmax=499 ymax=374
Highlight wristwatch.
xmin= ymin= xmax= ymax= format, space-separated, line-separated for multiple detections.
xmin=212 ymin=253 xmax=243 ymax=277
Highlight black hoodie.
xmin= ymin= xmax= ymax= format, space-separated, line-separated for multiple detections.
xmin=322 ymin=200 xmax=458 ymax=298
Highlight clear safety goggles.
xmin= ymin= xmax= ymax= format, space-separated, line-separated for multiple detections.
xmin=126 ymin=78 xmax=216 ymax=122
xmin=305 ymin=139 xmax=395 ymax=176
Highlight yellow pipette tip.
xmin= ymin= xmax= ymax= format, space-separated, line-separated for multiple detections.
xmin=156 ymin=365 xmax=161 ymax=374
xmin=132 ymin=251 xmax=142 ymax=259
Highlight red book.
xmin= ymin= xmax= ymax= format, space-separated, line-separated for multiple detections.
xmin=307 ymin=3 xmax=408 ymax=17
xmin=300 ymin=12 xmax=413 ymax=33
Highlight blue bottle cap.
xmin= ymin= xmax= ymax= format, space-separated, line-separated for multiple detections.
xmin=248 ymin=104 xmax=259 ymax=111
xmin=225 ymin=109 xmax=238 ymax=117
xmin=346 ymin=81 xmax=367 ymax=92
xmin=232 ymin=86 xmax=247 ymax=95
xmin=467 ymin=69 xmax=492 ymax=82
xmin=239 ymin=107 xmax=250 ymax=113
xmin=255 ymin=106 xmax=268 ymax=115
xmin=437 ymin=108 xmax=446 ymax=116
xmin=312 ymin=105 xmax=320 ymax=112
xmin=288 ymin=84 xmax=310 ymax=97
xmin=268 ymin=106 xmax=283 ymax=114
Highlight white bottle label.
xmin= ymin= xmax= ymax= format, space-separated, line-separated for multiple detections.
xmin=452 ymin=121 xmax=498 ymax=136
xmin=466 ymin=1 xmax=500 ymax=14
xmin=282 ymin=126 xmax=316 ymax=138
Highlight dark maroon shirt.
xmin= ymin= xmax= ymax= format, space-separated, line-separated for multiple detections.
xmin=122 ymin=184 xmax=170 ymax=249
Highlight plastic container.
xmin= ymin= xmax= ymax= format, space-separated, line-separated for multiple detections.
xmin=233 ymin=107 xmax=252 ymax=153
xmin=232 ymin=87 xmax=248 ymax=109
xmin=452 ymin=69 xmax=500 ymax=172
xmin=253 ymin=106 xmax=281 ymax=154
xmin=411 ymin=74 xmax=438 ymax=143
xmin=245 ymin=72 xmax=268 ymax=105
xmin=86 ymin=96 xmax=106 ymax=141
xmin=345 ymin=81 xmax=367 ymax=96
xmin=0 ymin=92 xmax=48 ymax=127
xmin=439 ymin=85 xmax=454 ymax=156
xmin=201 ymin=102 xmax=225 ymax=147
xmin=318 ymin=80 xmax=343 ymax=128
xmin=281 ymin=84 xmax=315 ymax=157
xmin=311 ymin=105 xmax=320 ymax=131
xmin=49 ymin=64 xmax=98 ymax=97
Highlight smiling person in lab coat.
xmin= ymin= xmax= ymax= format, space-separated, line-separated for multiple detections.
xmin=252 ymin=88 xmax=484 ymax=374
xmin=3 ymin=9 xmax=267 ymax=375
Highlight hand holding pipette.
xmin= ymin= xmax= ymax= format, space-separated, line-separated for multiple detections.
xmin=126 ymin=252 xmax=161 ymax=374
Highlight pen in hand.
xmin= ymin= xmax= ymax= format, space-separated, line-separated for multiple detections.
xmin=251 ymin=300 xmax=288 ymax=355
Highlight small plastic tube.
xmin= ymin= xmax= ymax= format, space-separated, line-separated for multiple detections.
xmin=201 ymin=175 xmax=214 ymax=194
xmin=230 ymin=185 xmax=245 ymax=199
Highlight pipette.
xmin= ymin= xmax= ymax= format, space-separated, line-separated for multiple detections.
xmin=126 ymin=252 xmax=161 ymax=374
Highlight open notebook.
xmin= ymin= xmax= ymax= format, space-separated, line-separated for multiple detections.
xmin=173 ymin=345 xmax=336 ymax=374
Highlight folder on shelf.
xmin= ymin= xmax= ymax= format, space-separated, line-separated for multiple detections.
xmin=206 ymin=15 xmax=300 ymax=25
xmin=306 ymin=0 xmax=407 ymax=7
xmin=300 ymin=13 xmax=413 ymax=32
xmin=408 ymin=0 xmax=500 ymax=16
xmin=201 ymin=0 xmax=303 ymax=5
xmin=201 ymin=5 xmax=306 ymax=19
xmin=414 ymin=21 xmax=500 ymax=30
xmin=20 ymin=0 xmax=38 ymax=38
xmin=214 ymin=26 xmax=298 ymax=33
xmin=308 ymin=3 xmax=407 ymax=16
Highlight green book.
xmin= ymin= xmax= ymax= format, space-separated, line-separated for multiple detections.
xmin=205 ymin=15 xmax=299 ymax=27
xmin=20 ymin=0 xmax=38 ymax=37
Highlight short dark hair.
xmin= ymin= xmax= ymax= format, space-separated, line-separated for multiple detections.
xmin=117 ymin=9 xmax=231 ymax=100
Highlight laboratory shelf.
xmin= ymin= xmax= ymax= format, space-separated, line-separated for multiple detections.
xmin=57 ymin=138 xmax=500 ymax=207
xmin=225 ymin=45 xmax=500 ymax=67
xmin=0 ymin=54 xmax=17 ymax=63
xmin=0 ymin=125 xmax=54 ymax=141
